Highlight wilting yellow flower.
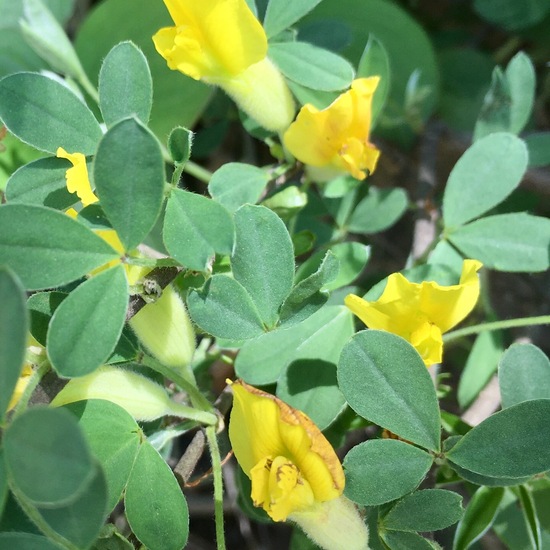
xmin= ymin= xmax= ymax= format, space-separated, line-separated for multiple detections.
xmin=229 ymin=380 xmax=369 ymax=550
xmin=345 ymin=260 xmax=483 ymax=366
xmin=153 ymin=0 xmax=294 ymax=131
xmin=7 ymin=363 xmax=33 ymax=412
xmin=56 ymin=147 xmax=98 ymax=206
xmin=284 ymin=77 xmax=381 ymax=181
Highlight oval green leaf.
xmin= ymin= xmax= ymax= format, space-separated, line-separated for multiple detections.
xmin=448 ymin=213 xmax=550 ymax=272
xmin=0 ymin=268 xmax=28 ymax=419
xmin=27 ymin=291 xmax=67 ymax=346
xmin=32 ymin=463 xmax=108 ymax=549
xmin=348 ymin=186 xmax=408 ymax=235
xmin=338 ymin=330 xmax=441 ymax=452
xmin=235 ymin=305 xmax=354 ymax=385
xmin=208 ymin=162 xmax=270 ymax=214
xmin=64 ymin=400 xmax=141 ymax=513
xmin=93 ymin=117 xmax=165 ymax=251
xmin=277 ymin=359 xmax=345 ymax=430
xmin=269 ymin=41 xmax=354 ymax=92
xmin=125 ymin=441 xmax=189 ymax=550
xmin=47 ymin=265 xmax=128 ymax=377
xmin=3 ymin=407 xmax=95 ymax=506
xmin=382 ymin=489 xmax=463 ymax=532
xmin=163 ymin=189 xmax=234 ymax=272
xmin=232 ymin=205 xmax=294 ymax=328
xmin=99 ymin=41 xmax=152 ymax=126
xmin=263 ymin=0 xmax=323 ymax=38
xmin=5 ymin=156 xmax=76 ymax=209
xmin=381 ymin=530 xmax=437 ymax=550
xmin=343 ymin=439 xmax=433 ymax=506
xmin=443 ymin=133 xmax=528 ymax=229
xmin=187 ymin=275 xmax=265 ymax=340
xmin=0 ymin=72 xmax=102 ymax=155
xmin=0 ymin=204 xmax=119 ymax=290
xmin=453 ymin=486 xmax=505 ymax=550
xmin=499 ymin=343 xmax=550 ymax=408
xmin=447 ymin=399 xmax=550 ymax=478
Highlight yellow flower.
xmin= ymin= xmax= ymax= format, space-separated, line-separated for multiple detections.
xmin=153 ymin=0 xmax=294 ymax=131
xmin=7 ymin=363 xmax=33 ymax=412
xmin=56 ymin=147 xmax=98 ymax=206
xmin=228 ymin=380 xmax=370 ymax=550
xmin=345 ymin=259 xmax=483 ymax=366
xmin=283 ymin=77 xmax=381 ymax=181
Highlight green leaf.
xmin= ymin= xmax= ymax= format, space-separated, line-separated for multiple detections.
xmin=447 ymin=213 xmax=550 ymax=272
xmin=125 ymin=441 xmax=189 ymax=550
xmin=348 ymin=186 xmax=408 ymax=234
xmin=473 ymin=67 xmax=511 ymax=141
xmin=0 ymin=268 xmax=28 ymax=419
xmin=269 ymin=41 xmax=354 ymax=91
xmin=20 ymin=0 xmax=84 ymax=80
xmin=453 ymin=486 xmax=505 ymax=550
xmin=499 ymin=343 xmax=550 ymax=408
xmin=93 ymin=117 xmax=165 ymax=250
xmin=0 ymin=533 xmax=64 ymax=550
xmin=279 ymin=251 xmax=339 ymax=326
xmin=381 ymin=531 xmax=438 ymax=550
xmin=473 ymin=0 xmax=550 ymax=30
xmin=505 ymin=51 xmax=536 ymax=134
xmin=0 ymin=204 xmax=119 ymax=290
xmin=99 ymin=41 xmax=152 ymax=126
xmin=31 ymin=463 xmax=108 ymax=549
xmin=27 ymin=291 xmax=66 ymax=346
xmin=232 ymin=205 xmax=294 ymax=328
xmin=458 ymin=331 xmax=504 ymax=409
xmin=3 ymin=407 xmax=95 ymax=506
xmin=343 ymin=439 xmax=433 ymax=506
xmin=443 ymin=133 xmax=528 ymax=229
xmin=277 ymin=359 xmax=345 ymax=430
xmin=235 ymin=305 xmax=354 ymax=384
xmin=525 ymin=133 xmax=550 ymax=167
xmin=357 ymin=35 xmax=391 ymax=126
xmin=0 ymin=450 xmax=7 ymax=519
xmin=382 ymin=489 xmax=463 ymax=532
xmin=208 ymin=162 xmax=270 ymax=213
xmin=187 ymin=275 xmax=265 ymax=340
xmin=338 ymin=331 xmax=441 ymax=452
xmin=47 ymin=266 xmax=128 ymax=377
xmin=64 ymin=400 xmax=141 ymax=513
xmin=447 ymin=399 xmax=550 ymax=478
xmin=263 ymin=0 xmax=323 ymax=37
xmin=163 ymin=189 xmax=234 ymax=272
xmin=517 ymin=485 xmax=541 ymax=550
xmin=296 ymin=242 xmax=370 ymax=291
xmin=5 ymin=157 xmax=76 ymax=209
xmin=0 ymin=72 xmax=102 ymax=155
xmin=74 ymin=0 xmax=213 ymax=138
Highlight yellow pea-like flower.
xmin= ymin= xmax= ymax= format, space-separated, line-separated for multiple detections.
xmin=153 ymin=0 xmax=295 ymax=131
xmin=283 ymin=77 xmax=381 ymax=181
xmin=345 ymin=259 xmax=483 ymax=366
xmin=228 ymin=380 xmax=370 ymax=550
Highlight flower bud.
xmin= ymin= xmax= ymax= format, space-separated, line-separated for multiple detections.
xmin=130 ymin=284 xmax=196 ymax=375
